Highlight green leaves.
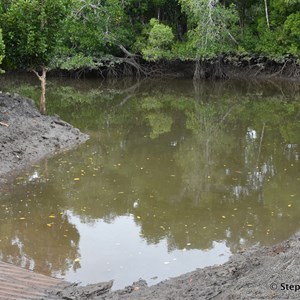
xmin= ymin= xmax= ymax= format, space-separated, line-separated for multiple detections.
xmin=178 ymin=0 xmax=239 ymax=59
xmin=142 ymin=18 xmax=175 ymax=61
xmin=0 ymin=0 xmax=69 ymax=70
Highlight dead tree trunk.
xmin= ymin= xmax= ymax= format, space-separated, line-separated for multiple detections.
xmin=33 ymin=68 xmax=47 ymax=115
xmin=264 ymin=0 xmax=270 ymax=29
xmin=194 ymin=59 xmax=206 ymax=80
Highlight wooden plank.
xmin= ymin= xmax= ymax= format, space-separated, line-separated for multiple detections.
xmin=0 ymin=261 xmax=69 ymax=300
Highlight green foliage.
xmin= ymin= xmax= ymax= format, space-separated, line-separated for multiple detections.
xmin=146 ymin=112 xmax=173 ymax=138
xmin=284 ymin=12 xmax=300 ymax=55
xmin=240 ymin=0 xmax=300 ymax=57
xmin=52 ymin=54 xmax=95 ymax=71
xmin=142 ymin=18 xmax=175 ymax=61
xmin=61 ymin=0 xmax=132 ymax=57
xmin=0 ymin=0 xmax=69 ymax=70
xmin=1 ymin=0 xmax=300 ymax=71
xmin=178 ymin=1 xmax=239 ymax=59
xmin=254 ymin=19 xmax=286 ymax=57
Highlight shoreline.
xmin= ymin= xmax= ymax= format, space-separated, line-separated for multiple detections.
xmin=53 ymin=232 xmax=300 ymax=299
xmin=0 ymin=92 xmax=89 ymax=187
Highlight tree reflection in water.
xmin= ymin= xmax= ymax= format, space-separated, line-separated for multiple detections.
xmin=0 ymin=77 xmax=299 ymax=282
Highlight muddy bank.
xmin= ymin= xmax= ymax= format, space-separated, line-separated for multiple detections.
xmin=52 ymin=232 xmax=300 ymax=300
xmin=0 ymin=92 xmax=89 ymax=185
xmin=51 ymin=55 xmax=300 ymax=81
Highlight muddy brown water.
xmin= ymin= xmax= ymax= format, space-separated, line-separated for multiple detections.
xmin=0 ymin=76 xmax=299 ymax=290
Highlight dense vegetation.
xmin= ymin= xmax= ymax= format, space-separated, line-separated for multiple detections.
xmin=1 ymin=0 xmax=300 ymax=71
xmin=0 ymin=0 xmax=300 ymax=111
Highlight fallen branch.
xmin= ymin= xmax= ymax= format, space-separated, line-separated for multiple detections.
xmin=0 ymin=121 xmax=9 ymax=127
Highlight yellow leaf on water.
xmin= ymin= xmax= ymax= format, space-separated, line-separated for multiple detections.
xmin=222 ymin=216 xmax=226 ymax=219
xmin=49 ymin=215 xmax=55 ymax=219
xmin=247 ymin=224 xmax=253 ymax=227
xmin=288 ymin=204 xmax=292 ymax=207
xmin=74 ymin=258 xmax=80 ymax=262
xmin=74 ymin=178 xmax=80 ymax=181
xmin=47 ymin=223 xmax=52 ymax=227
xmin=19 ymin=217 xmax=26 ymax=220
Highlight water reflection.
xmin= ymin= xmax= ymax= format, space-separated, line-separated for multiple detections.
xmin=0 ymin=77 xmax=299 ymax=288
xmin=64 ymin=215 xmax=230 ymax=289
xmin=0 ymin=182 xmax=80 ymax=277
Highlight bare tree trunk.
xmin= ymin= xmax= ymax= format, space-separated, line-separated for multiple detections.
xmin=264 ymin=0 xmax=270 ymax=29
xmin=33 ymin=68 xmax=47 ymax=115
xmin=194 ymin=59 xmax=205 ymax=80
xmin=194 ymin=60 xmax=201 ymax=80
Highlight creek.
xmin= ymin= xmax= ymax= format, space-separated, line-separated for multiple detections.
xmin=0 ymin=76 xmax=299 ymax=289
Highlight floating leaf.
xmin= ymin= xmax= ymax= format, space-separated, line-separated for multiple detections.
xmin=47 ymin=223 xmax=52 ymax=227
xmin=74 ymin=258 xmax=80 ymax=262
xmin=48 ymin=215 xmax=55 ymax=219
xmin=247 ymin=224 xmax=253 ymax=227
xmin=19 ymin=217 xmax=26 ymax=220
xmin=288 ymin=204 xmax=292 ymax=207
xmin=222 ymin=216 xmax=226 ymax=219
xmin=74 ymin=178 xmax=80 ymax=181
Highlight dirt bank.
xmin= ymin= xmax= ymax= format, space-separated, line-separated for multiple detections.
xmin=52 ymin=232 xmax=300 ymax=300
xmin=0 ymin=92 xmax=89 ymax=185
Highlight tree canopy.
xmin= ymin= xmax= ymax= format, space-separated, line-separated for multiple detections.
xmin=0 ymin=0 xmax=300 ymax=76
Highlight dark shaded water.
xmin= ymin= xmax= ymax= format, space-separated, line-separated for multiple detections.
xmin=0 ymin=76 xmax=299 ymax=289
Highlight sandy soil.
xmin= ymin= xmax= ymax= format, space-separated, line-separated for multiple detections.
xmin=1 ymin=92 xmax=300 ymax=300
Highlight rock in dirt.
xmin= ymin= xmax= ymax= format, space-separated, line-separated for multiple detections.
xmin=0 ymin=92 xmax=89 ymax=185
xmin=54 ymin=281 xmax=114 ymax=299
